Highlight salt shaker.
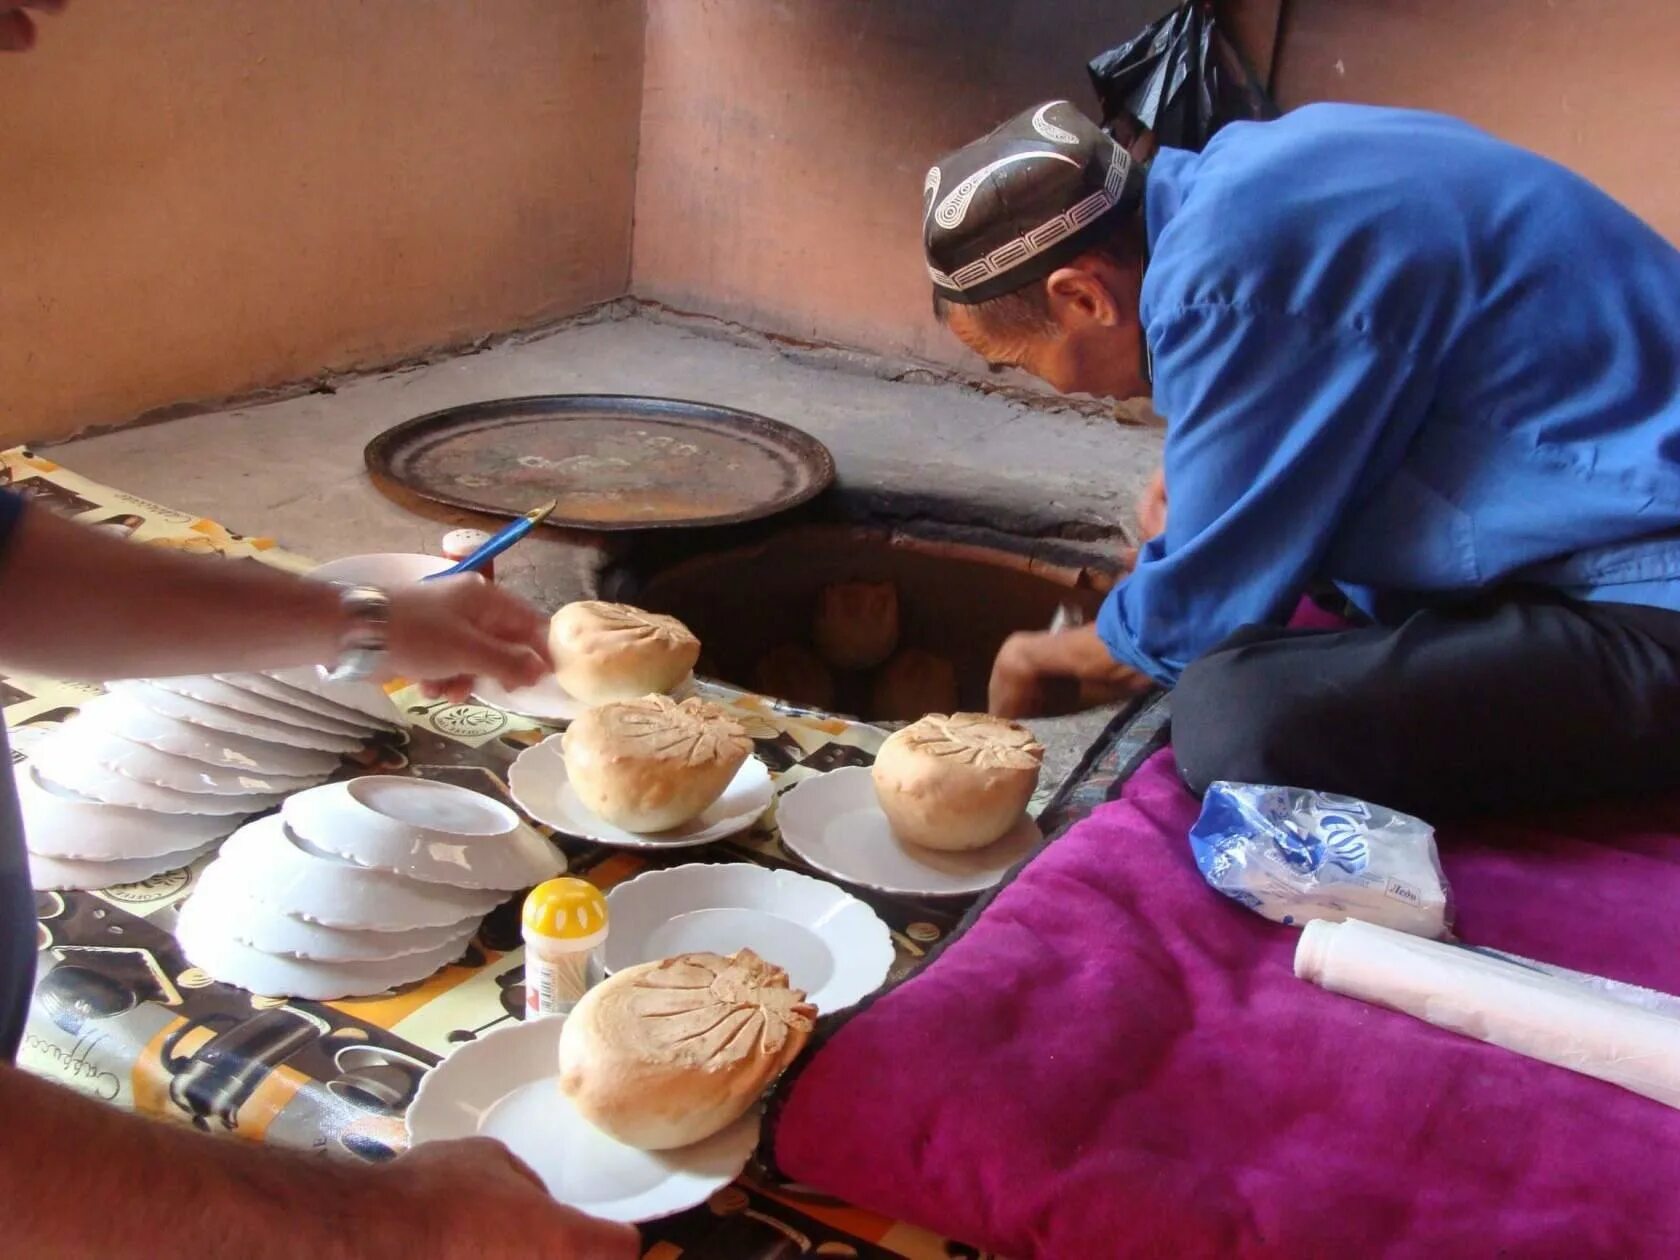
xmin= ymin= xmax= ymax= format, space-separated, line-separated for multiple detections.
xmin=440 ymin=528 xmax=495 ymax=581
xmin=521 ymin=877 xmax=609 ymax=1018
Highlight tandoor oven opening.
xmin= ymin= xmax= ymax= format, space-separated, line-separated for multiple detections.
xmin=602 ymin=524 xmax=1112 ymax=725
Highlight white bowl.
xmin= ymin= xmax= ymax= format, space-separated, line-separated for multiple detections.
xmin=407 ymin=1016 xmax=759 ymax=1223
xmin=75 ymin=692 xmax=345 ymax=778
xmin=14 ymin=762 xmax=234 ymax=861
xmin=213 ymin=814 xmax=506 ymax=930
xmin=777 ymin=766 xmax=1041 ymax=899
xmin=28 ymin=736 xmax=288 ymax=816
xmin=508 ymin=737 xmax=773 ymax=850
xmin=45 ymin=718 xmax=325 ymax=796
xmin=147 ymin=676 xmax=373 ymax=739
xmin=29 ymin=838 xmax=220 ymax=892
xmin=188 ymin=858 xmax=478 ymax=962
xmin=175 ymin=899 xmax=477 ymax=1000
xmin=310 ymin=553 xmax=453 ymax=586
xmin=108 ymin=681 xmax=364 ymax=753
xmin=214 ymin=673 xmax=402 ymax=735
xmin=473 ymin=673 xmax=697 ymax=727
xmin=603 ymin=863 xmax=894 ymax=1014
xmin=283 ymin=777 xmax=564 ymax=891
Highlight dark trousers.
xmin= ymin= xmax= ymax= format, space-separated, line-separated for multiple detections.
xmin=1171 ymin=591 xmax=1680 ymax=819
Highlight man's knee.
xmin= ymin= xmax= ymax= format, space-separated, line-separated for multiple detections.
xmin=1172 ymin=648 xmax=1317 ymax=795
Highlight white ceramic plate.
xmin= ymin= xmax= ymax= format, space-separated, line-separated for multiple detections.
xmin=509 ymin=738 xmax=773 ymax=849
xmin=29 ymin=839 xmax=220 ymax=892
xmin=44 ymin=719 xmax=325 ymax=796
xmin=147 ymin=675 xmax=374 ymax=739
xmin=214 ymin=815 xmax=507 ymax=930
xmin=28 ymin=737 xmax=288 ymax=817
xmin=14 ymin=763 xmax=234 ymax=861
xmin=265 ymin=666 xmax=406 ymax=729
xmin=76 ymin=692 xmax=345 ymax=778
xmin=310 ymin=553 xmax=453 ymax=586
xmin=189 ymin=859 xmax=477 ymax=962
xmin=473 ymin=673 xmax=697 ymax=726
xmin=176 ymin=900 xmax=477 ymax=1000
xmin=777 ymin=766 xmax=1041 ymax=898
xmin=603 ymin=863 xmax=893 ymax=1013
xmin=283 ymin=777 xmax=563 ymax=891
xmin=407 ymin=1017 xmax=759 ymax=1223
xmin=108 ymin=681 xmax=365 ymax=754
xmin=214 ymin=673 xmax=401 ymax=735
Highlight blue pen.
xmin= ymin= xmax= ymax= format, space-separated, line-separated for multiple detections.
xmin=424 ymin=499 xmax=559 ymax=580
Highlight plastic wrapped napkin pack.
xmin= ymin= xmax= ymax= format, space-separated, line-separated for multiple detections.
xmin=1188 ymin=781 xmax=1453 ymax=939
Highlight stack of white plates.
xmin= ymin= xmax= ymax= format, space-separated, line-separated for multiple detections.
xmin=19 ymin=670 xmax=404 ymax=891
xmin=176 ymin=775 xmax=565 ymax=1000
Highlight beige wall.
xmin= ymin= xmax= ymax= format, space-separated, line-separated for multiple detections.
xmin=631 ymin=0 xmax=1197 ymax=370
xmin=0 ymin=0 xmax=644 ymax=444
xmin=1273 ymin=0 xmax=1680 ymax=246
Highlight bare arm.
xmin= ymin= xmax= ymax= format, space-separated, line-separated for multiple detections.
xmin=0 ymin=505 xmax=550 ymax=691
xmin=0 ymin=1064 xmax=638 ymax=1259
xmin=988 ymin=623 xmax=1152 ymax=718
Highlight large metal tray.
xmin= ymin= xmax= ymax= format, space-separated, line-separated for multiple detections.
xmin=364 ymin=394 xmax=836 ymax=531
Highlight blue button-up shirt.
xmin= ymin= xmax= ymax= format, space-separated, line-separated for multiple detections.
xmin=1098 ymin=104 xmax=1680 ymax=685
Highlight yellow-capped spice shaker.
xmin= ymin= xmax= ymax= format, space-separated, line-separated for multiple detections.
xmin=522 ymin=877 xmax=609 ymax=1018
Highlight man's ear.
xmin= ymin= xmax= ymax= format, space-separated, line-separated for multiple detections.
xmin=1044 ymin=266 xmax=1120 ymax=328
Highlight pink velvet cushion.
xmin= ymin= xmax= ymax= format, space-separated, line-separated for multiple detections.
xmin=768 ymin=747 xmax=1680 ymax=1258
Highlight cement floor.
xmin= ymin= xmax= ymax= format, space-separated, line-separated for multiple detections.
xmin=47 ymin=310 xmax=1161 ymax=790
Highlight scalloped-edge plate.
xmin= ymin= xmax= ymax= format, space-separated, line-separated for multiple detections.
xmin=14 ymin=763 xmax=234 ymax=861
xmin=189 ymin=859 xmax=477 ymax=962
xmin=508 ymin=738 xmax=771 ymax=849
xmin=473 ymin=673 xmax=696 ymax=727
xmin=407 ymin=1016 xmax=758 ymax=1223
xmin=28 ymin=838 xmax=220 ymax=892
xmin=107 ymin=681 xmax=365 ymax=754
xmin=777 ymin=766 xmax=1040 ymax=898
xmin=283 ymin=777 xmax=563 ymax=891
xmin=175 ymin=899 xmax=477 ymax=1000
xmin=212 ymin=814 xmax=507 ymax=930
xmin=603 ymin=863 xmax=892 ymax=1013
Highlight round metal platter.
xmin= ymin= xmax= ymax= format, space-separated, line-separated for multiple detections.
xmin=364 ymin=394 xmax=836 ymax=532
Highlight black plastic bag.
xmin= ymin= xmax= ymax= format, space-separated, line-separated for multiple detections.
xmin=1088 ymin=1 xmax=1276 ymax=154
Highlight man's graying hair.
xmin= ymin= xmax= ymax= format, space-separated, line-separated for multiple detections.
xmin=930 ymin=211 xmax=1145 ymax=335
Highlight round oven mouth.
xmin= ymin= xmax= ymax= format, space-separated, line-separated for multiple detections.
xmin=602 ymin=523 xmax=1113 ymax=724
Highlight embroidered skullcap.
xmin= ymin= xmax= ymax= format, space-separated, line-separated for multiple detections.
xmin=923 ymin=100 xmax=1142 ymax=304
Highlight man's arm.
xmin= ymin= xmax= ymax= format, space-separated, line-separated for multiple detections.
xmin=0 ymin=503 xmax=549 ymax=691
xmin=989 ymin=623 xmax=1152 ymax=718
xmin=1 ymin=1064 xmax=638 ymax=1259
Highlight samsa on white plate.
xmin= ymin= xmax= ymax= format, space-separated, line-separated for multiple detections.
xmin=562 ymin=694 xmax=750 ymax=833
xmin=558 ymin=949 xmax=815 ymax=1150
xmin=548 ymin=601 xmax=700 ymax=705
xmin=872 ymin=712 xmax=1044 ymax=851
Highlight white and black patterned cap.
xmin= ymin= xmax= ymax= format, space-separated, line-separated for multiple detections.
xmin=924 ymin=100 xmax=1141 ymax=305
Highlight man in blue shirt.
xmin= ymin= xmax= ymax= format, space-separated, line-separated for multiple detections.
xmin=928 ymin=100 xmax=1680 ymax=817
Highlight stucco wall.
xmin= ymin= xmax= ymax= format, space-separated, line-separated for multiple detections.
xmin=1273 ymin=0 xmax=1680 ymax=246
xmin=0 ymin=0 xmax=644 ymax=444
xmin=630 ymin=0 xmax=1197 ymax=370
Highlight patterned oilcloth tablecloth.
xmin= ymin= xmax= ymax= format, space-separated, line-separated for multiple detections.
xmin=6 ymin=446 xmax=1150 ymax=1259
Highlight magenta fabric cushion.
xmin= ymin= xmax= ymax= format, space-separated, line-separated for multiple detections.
xmin=768 ymin=748 xmax=1680 ymax=1258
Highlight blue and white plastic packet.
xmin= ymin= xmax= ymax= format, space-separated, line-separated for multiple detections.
xmin=1188 ymin=782 xmax=1453 ymax=939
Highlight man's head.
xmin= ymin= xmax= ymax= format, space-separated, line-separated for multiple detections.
xmin=925 ymin=101 xmax=1149 ymax=400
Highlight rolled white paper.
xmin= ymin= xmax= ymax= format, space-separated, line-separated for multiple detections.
xmin=1295 ymin=918 xmax=1680 ymax=1110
